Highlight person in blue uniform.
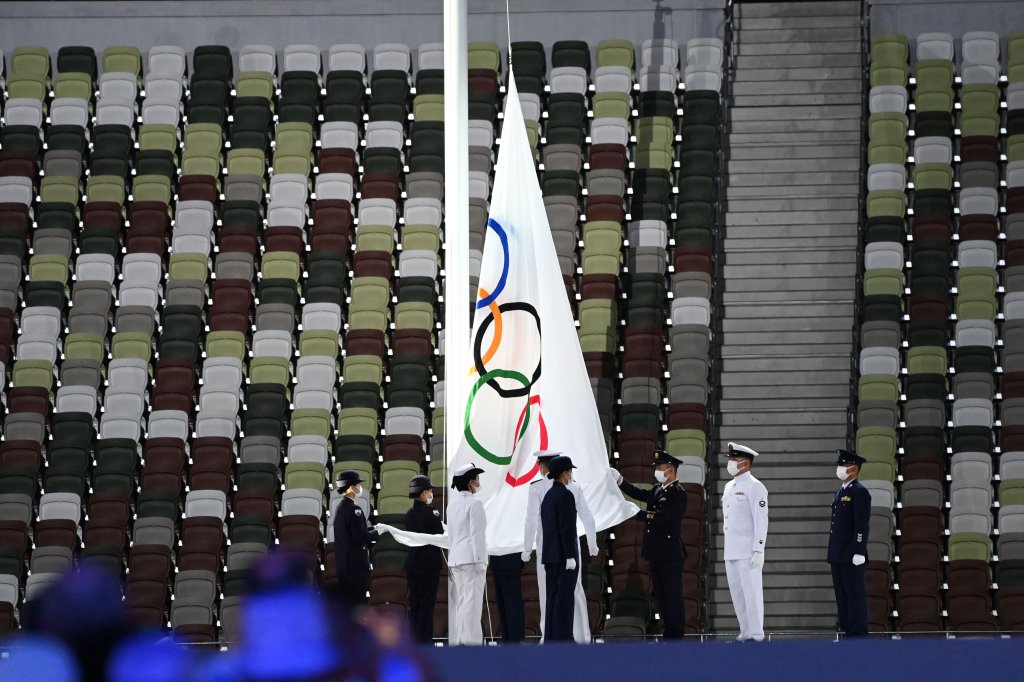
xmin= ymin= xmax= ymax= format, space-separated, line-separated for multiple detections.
xmin=828 ymin=449 xmax=871 ymax=638
xmin=333 ymin=469 xmax=378 ymax=606
xmin=404 ymin=475 xmax=444 ymax=643
xmin=613 ymin=449 xmax=688 ymax=639
xmin=540 ymin=455 xmax=580 ymax=642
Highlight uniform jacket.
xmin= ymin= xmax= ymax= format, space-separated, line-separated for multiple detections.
xmin=722 ymin=471 xmax=769 ymax=560
xmin=447 ymin=490 xmax=488 ymax=566
xmin=541 ymin=481 xmax=579 ymax=565
xmin=404 ymin=499 xmax=444 ymax=573
xmin=333 ymin=495 xmax=377 ymax=571
xmin=619 ymin=478 xmax=687 ymax=562
xmin=828 ymin=478 xmax=871 ymax=563
xmin=523 ymin=477 xmax=597 ymax=553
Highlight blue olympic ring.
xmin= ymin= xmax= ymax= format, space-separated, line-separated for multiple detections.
xmin=476 ymin=218 xmax=510 ymax=309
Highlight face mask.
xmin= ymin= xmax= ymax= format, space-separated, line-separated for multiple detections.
xmin=469 ymin=481 xmax=478 ymax=494
xmin=654 ymin=470 xmax=668 ymax=484
xmin=424 ymin=493 xmax=434 ymax=505
xmin=727 ymin=461 xmax=742 ymax=477
xmin=836 ymin=466 xmax=850 ymax=481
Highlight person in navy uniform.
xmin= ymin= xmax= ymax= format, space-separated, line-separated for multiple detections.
xmin=404 ymin=475 xmax=444 ymax=643
xmin=828 ymin=448 xmax=871 ymax=638
xmin=540 ymin=455 xmax=580 ymax=642
xmin=612 ymin=449 xmax=688 ymax=639
xmin=488 ymin=551 xmax=526 ymax=643
xmin=333 ymin=469 xmax=378 ymax=606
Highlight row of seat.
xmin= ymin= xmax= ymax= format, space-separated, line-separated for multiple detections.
xmin=861 ymin=30 xmax=1024 ymax=633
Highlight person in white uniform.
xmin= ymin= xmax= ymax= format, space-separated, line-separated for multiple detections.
xmin=521 ymin=450 xmax=598 ymax=643
xmin=722 ymin=442 xmax=769 ymax=642
xmin=447 ymin=463 xmax=488 ymax=645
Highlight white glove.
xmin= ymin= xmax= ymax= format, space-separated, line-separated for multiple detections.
xmin=749 ymin=551 xmax=764 ymax=570
xmin=852 ymin=554 xmax=866 ymax=566
xmin=609 ymin=468 xmax=623 ymax=486
xmin=566 ymin=558 xmax=577 ymax=571
xmin=589 ymin=544 xmax=600 ymax=558
xmin=521 ymin=550 xmax=531 ymax=563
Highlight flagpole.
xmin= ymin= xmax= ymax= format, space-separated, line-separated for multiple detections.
xmin=443 ymin=0 xmax=469 ymax=646
xmin=443 ymin=0 xmax=469 ymax=492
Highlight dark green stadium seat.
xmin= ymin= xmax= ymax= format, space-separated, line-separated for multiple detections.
xmin=236 ymin=463 xmax=281 ymax=494
xmin=193 ymin=45 xmax=233 ymax=81
xmin=334 ymin=435 xmax=378 ymax=465
xmin=551 ymin=40 xmax=591 ymax=70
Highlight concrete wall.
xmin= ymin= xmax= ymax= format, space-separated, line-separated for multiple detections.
xmin=0 ymin=0 xmax=726 ymax=66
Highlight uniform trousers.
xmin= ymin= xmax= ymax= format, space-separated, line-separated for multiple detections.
xmin=543 ymin=562 xmax=579 ymax=642
xmin=336 ymin=569 xmax=369 ymax=606
xmin=650 ymin=560 xmax=686 ymax=639
xmin=725 ymin=558 xmax=764 ymax=641
xmin=407 ymin=565 xmax=441 ymax=643
xmin=830 ymin=562 xmax=867 ymax=637
xmin=490 ymin=557 xmax=526 ymax=643
xmin=536 ymin=538 xmax=592 ymax=643
xmin=450 ymin=563 xmax=487 ymax=645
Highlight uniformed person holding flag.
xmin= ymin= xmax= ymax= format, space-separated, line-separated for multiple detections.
xmin=540 ymin=455 xmax=580 ymax=642
xmin=829 ymin=448 xmax=871 ymax=638
xmin=333 ymin=469 xmax=378 ymax=606
xmin=447 ymin=463 xmax=488 ymax=645
xmin=522 ymin=450 xmax=598 ymax=643
xmin=722 ymin=442 xmax=769 ymax=642
xmin=612 ymin=449 xmax=688 ymax=639
xmin=404 ymin=475 xmax=443 ymax=643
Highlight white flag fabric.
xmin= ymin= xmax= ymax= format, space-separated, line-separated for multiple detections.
xmin=427 ymin=71 xmax=639 ymax=556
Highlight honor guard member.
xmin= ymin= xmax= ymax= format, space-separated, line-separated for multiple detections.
xmin=404 ymin=475 xmax=444 ymax=644
xmin=722 ymin=442 xmax=769 ymax=642
xmin=829 ymin=449 xmax=871 ymax=638
xmin=540 ymin=455 xmax=580 ymax=642
xmin=522 ymin=450 xmax=598 ymax=643
xmin=447 ymin=463 xmax=488 ymax=645
xmin=613 ymin=449 xmax=688 ymax=639
xmin=333 ymin=470 xmax=378 ymax=606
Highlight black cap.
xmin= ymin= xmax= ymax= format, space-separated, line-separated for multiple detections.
xmin=653 ymin=449 xmax=683 ymax=468
xmin=836 ymin=449 xmax=866 ymax=467
xmin=546 ymin=455 xmax=577 ymax=479
xmin=336 ymin=469 xmax=363 ymax=489
xmin=408 ymin=475 xmax=434 ymax=497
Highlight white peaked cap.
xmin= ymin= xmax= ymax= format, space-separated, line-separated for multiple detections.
xmin=727 ymin=442 xmax=760 ymax=458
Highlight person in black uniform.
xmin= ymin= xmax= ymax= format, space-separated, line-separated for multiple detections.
xmin=488 ymin=552 xmax=526 ymax=643
xmin=540 ymin=455 xmax=579 ymax=642
xmin=613 ymin=449 xmax=688 ymax=640
xmin=404 ymin=475 xmax=444 ymax=644
xmin=828 ymin=448 xmax=871 ymax=638
xmin=333 ymin=469 xmax=377 ymax=606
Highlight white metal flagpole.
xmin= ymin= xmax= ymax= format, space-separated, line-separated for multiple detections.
xmin=443 ymin=0 xmax=470 ymax=645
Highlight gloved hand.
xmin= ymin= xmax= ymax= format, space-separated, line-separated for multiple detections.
xmin=589 ymin=544 xmax=600 ymax=558
xmin=749 ymin=551 xmax=764 ymax=570
xmin=566 ymin=558 xmax=577 ymax=571
xmin=852 ymin=554 xmax=866 ymax=566
xmin=521 ymin=550 xmax=532 ymax=563
xmin=609 ymin=468 xmax=623 ymax=486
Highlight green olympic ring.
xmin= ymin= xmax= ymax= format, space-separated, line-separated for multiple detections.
xmin=464 ymin=368 xmax=532 ymax=465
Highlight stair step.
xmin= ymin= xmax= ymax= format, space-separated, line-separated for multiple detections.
xmin=726 ymin=209 xmax=860 ymax=226
xmin=736 ymin=52 xmax=862 ymax=69
xmin=733 ymin=92 xmax=863 ymax=107
xmin=721 ymin=356 xmax=853 ymax=373
xmin=726 ymin=184 xmax=860 ymax=198
xmin=727 ymin=144 xmax=862 ymax=161
xmin=729 ymin=118 xmax=862 ymax=134
xmin=727 ymin=157 xmax=860 ymax=173
xmin=731 ymin=78 xmax=863 ymax=95
xmin=723 ymin=262 xmax=857 ymax=279
xmin=737 ymin=40 xmax=862 ymax=57
xmin=720 ymin=284 xmax=857 ymax=299
xmin=728 ymin=170 xmax=860 ymax=186
xmin=723 ymin=247 xmax=857 ymax=265
xmin=718 ymin=396 xmax=851 ymax=411
xmin=722 ymin=277 xmax=857 ymax=294
xmin=722 ymin=224 xmax=859 ymax=240
xmin=730 ymin=104 xmax=862 ymax=122
xmin=729 ymin=130 xmax=862 ymax=146
xmin=738 ymin=27 xmax=862 ymax=45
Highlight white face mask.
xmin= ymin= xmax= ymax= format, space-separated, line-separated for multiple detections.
xmin=727 ymin=460 xmax=742 ymax=477
xmin=424 ymin=493 xmax=434 ymax=505
xmin=836 ymin=466 xmax=850 ymax=481
xmin=654 ymin=470 xmax=668 ymax=484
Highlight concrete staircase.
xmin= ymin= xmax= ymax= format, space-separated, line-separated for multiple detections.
xmin=708 ymin=0 xmax=864 ymax=634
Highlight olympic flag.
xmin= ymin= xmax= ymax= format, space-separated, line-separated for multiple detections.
xmin=442 ymin=71 xmax=639 ymax=555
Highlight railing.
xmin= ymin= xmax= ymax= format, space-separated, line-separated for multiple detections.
xmin=847 ymin=0 xmax=872 ymax=450
xmin=700 ymin=0 xmax=738 ymax=635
